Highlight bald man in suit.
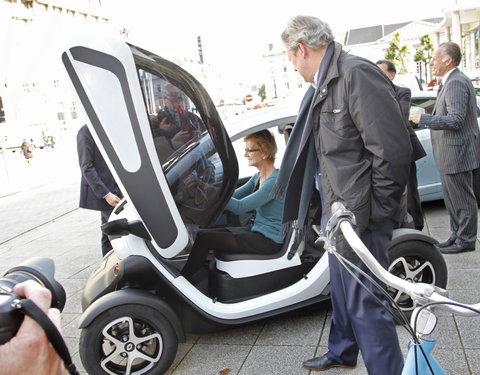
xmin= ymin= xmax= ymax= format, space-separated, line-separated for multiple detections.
xmin=412 ymin=42 xmax=479 ymax=254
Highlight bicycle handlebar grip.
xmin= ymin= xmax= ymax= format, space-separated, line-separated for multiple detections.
xmin=331 ymin=201 xmax=346 ymax=213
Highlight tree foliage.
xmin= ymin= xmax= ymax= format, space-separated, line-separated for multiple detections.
xmin=258 ymin=84 xmax=266 ymax=102
xmin=385 ymin=32 xmax=410 ymax=73
xmin=414 ymin=35 xmax=434 ymax=63
xmin=414 ymin=35 xmax=434 ymax=84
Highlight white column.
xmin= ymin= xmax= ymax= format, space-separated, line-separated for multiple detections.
xmin=469 ymin=31 xmax=476 ymax=73
xmin=451 ymin=11 xmax=461 ymax=46
xmin=432 ymin=32 xmax=440 ymax=48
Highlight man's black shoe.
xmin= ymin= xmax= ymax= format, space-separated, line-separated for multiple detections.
xmin=302 ymin=354 xmax=356 ymax=371
xmin=436 ymin=236 xmax=456 ymax=248
xmin=440 ymin=242 xmax=476 ymax=254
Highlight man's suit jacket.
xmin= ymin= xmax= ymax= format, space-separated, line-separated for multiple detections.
xmin=77 ymin=124 xmax=122 ymax=212
xmin=394 ymin=84 xmax=426 ymax=162
xmin=420 ymin=68 xmax=479 ymax=174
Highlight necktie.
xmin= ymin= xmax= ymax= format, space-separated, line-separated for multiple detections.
xmin=437 ymin=80 xmax=443 ymax=94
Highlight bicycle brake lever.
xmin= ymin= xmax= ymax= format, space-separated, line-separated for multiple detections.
xmin=324 ymin=202 xmax=356 ymax=250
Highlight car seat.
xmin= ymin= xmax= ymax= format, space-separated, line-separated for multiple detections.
xmin=208 ymin=229 xmax=308 ymax=302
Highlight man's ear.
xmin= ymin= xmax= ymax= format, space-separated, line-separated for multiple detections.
xmin=297 ymin=43 xmax=307 ymax=57
xmin=446 ymin=57 xmax=454 ymax=69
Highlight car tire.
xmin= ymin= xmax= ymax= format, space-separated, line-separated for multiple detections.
xmin=387 ymin=240 xmax=447 ymax=323
xmin=79 ymin=304 xmax=178 ymax=375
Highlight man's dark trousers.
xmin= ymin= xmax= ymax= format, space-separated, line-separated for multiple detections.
xmin=101 ymin=209 xmax=114 ymax=256
xmin=441 ymin=170 xmax=477 ymax=244
xmin=407 ymin=162 xmax=424 ymax=230
xmin=326 ymin=220 xmax=404 ymax=375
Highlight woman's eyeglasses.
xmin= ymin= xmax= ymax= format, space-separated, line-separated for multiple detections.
xmin=244 ymin=149 xmax=260 ymax=154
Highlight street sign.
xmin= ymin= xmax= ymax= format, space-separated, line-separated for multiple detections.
xmin=245 ymin=94 xmax=253 ymax=102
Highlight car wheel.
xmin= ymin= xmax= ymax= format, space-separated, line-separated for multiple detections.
xmin=79 ymin=304 xmax=178 ymax=375
xmin=388 ymin=240 xmax=447 ymax=322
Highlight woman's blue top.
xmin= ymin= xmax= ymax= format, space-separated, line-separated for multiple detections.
xmin=225 ymin=169 xmax=285 ymax=244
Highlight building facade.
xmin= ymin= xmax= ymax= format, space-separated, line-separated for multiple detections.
xmin=261 ymin=43 xmax=306 ymax=103
xmin=261 ymin=2 xmax=479 ymax=100
xmin=0 ymin=0 xmax=112 ymax=148
xmin=433 ymin=2 xmax=480 ymax=82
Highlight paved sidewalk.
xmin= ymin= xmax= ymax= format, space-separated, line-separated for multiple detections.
xmin=0 ymin=193 xmax=479 ymax=374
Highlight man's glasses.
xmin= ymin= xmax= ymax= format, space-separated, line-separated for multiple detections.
xmin=244 ymin=149 xmax=260 ymax=154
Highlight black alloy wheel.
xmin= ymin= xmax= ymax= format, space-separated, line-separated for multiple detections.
xmin=79 ymin=304 xmax=178 ymax=375
xmin=387 ymin=240 xmax=448 ymax=322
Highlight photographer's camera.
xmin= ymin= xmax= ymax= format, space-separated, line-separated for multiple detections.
xmin=0 ymin=257 xmax=66 ymax=344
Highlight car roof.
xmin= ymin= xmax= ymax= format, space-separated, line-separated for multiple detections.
xmin=225 ymin=98 xmax=300 ymax=141
xmin=411 ymin=90 xmax=437 ymax=98
xmin=225 ymin=90 xmax=477 ymax=142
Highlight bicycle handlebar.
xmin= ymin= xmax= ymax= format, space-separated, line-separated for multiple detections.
xmin=327 ymin=202 xmax=480 ymax=317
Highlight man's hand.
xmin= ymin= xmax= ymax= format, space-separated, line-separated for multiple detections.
xmin=0 ymin=280 xmax=67 ymax=375
xmin=410 ymin=109 xmax=422 ymax=125
xmin=158 ymin=117 xmax=174 ymax=132
xmin=105 ymin=192 xmax=121 ymax=207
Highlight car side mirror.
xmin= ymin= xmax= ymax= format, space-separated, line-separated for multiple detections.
xmin=101 ymin=218 xmax=151 ymax=241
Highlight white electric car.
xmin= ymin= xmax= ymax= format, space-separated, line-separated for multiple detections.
xmin=62 ymin=38 xmax=447 ymax=375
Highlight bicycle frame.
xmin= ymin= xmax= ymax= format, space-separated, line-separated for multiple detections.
xmin=325 ymin=202 xmax=480 ymax=375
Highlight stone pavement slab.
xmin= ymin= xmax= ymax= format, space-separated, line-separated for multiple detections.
xmin=0 ymin=195 xmax=479 ymax=374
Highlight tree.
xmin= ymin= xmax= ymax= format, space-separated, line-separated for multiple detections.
xmin=258 ymin=84 xmax=266 ymax=102
xmin=414 ymin=35 xmax=434 ymax=85
xmin=385 ymin=32 xmax=410 ymax=74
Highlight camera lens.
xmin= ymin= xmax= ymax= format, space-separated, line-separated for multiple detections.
xmin=0 ymin=258 xmax=66 ymax=345
xmin=1 ymin=257 xmax=66 ymax=310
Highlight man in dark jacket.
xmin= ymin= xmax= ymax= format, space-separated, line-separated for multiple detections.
xmin=276 ymin=16 xmax=411 ymax=374
xmin=377 ymin=59 xmax=427 ymax=230
xmin=77 ymin=124 xmax=123 ymax=256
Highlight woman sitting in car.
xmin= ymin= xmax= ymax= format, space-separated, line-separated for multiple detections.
xmin=181 ymin=129 xmax=285 ymax=282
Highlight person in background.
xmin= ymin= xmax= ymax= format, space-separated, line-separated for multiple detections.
xmin=20 ymin=139 xmax=33 ymax=163
xmin=77 ymin=124 xmax=123 ymax=256
xmin=411 ymin=42 xmax=479 ymax=254
xmin=276 ymin=15 xmax=411 ymax=374
xmin=181 ymin=130 xmax=284 ymax=282
xmin=0 ymin=280 xmax=67 ymax=375
xmin=376 ymin=59 xmax=427 ymax=230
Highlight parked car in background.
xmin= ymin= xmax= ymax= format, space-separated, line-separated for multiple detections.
xmin=226 ymin=91 xmax=480 ymax=203
xmin=474 ymin=85 xmax=480 ymax=96
xmin=393 ymin=73 xmax=424 ymax=91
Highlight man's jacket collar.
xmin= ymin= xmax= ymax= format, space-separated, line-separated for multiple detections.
xmin=313 ymin=42 xmax=343 ymax=106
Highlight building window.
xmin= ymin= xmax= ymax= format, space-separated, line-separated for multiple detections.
xmin=71 ymin=102 xmax=77 ymax=119
xmin=297 ymin=76 xmax=303 ymax=88
xmin=0 ymin=96 xmax=5 ymax=123
xmin=21 ymin=0 xmax=33 ymax=8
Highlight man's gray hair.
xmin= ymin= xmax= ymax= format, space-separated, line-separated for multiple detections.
xmin=281 ymin=15 xmax=334 ymax=52
xmin=439 ymin=42 xmax=462 ymax=66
